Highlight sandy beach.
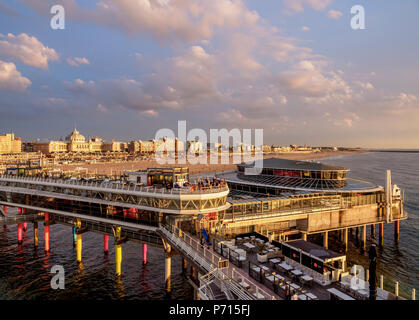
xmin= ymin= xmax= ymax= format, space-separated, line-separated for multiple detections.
xmin=52 ymin=150 xmax=365 ymax=176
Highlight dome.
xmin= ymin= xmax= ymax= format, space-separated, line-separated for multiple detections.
xmin=66 ymin=128 xmax=86 ymax=143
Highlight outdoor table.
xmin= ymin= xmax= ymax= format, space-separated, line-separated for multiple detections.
xmin=267 ymin=249 xmax=274 ymax=252
xmin=261 ymin=266 xmax=270 ymax=271
xmin=266 ymin=275 xmax=275 ymax=283
xmin=306 ymin=293 xmax=318 ymax=300
xmin=327 ymin=288 xmax=356 ymax=300
xmin=252 ymin=267 xmax=261 ymax=273
xmin=301 ymin=275 xmax=313 ymax=281
xmin=240 ymin=281 xmax=251 ymax=290
xmin=270 ymin=258 xmax=281 ymax=265
xmin=298 ymin=294 xmax=307 ymax=300
xmin=279 ymin=262 xmax=293 ymax=271
xmin=290 ymin=283 xmax=301 ymax=290
xmin=243 ymin=243 xmax=255 ymax=249
xmin=291 ymin=269 xmax=303 ymax=276
xmin=253 ymin=292 xmax=265 ymax=299
xmin=235 ymin=248 xmax=246 ymax=253
xmin=357 ymin=289 xmax=369 ymax=298
xmin=244 ymin=237 xmax=250 ymax=240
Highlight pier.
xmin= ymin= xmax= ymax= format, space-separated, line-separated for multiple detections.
xmin=0 ymin=160 xmax=413 ymax=300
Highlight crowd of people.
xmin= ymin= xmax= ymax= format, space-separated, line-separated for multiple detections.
xmin=171 ymin=177 xmax=227 ymax=191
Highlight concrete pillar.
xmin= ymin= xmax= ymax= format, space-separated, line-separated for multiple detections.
xmin=302 ymin=233 xmax=307 ymax=241
xmin=44 ymin=212 xmax=50 ymax=252
xmin=72 ymin=227 xmax=77 ymax=247
xmin=17 ymin=207 xmax=23 ymax=245
xmin=323 ymin=231 xmax=328 ymax=249
xmin=104 ymin=234 xmax=109 ymax=254
xmin=344 ymin=228 xmax=349 ymax=252
xmin=142 ymin=243 xmax=148 ymax=265
xmin=366 ymin=270 xmax=369 ymax=282
xmin=182 ymin=257 xmax=187 ymax=273
xmin=194 ymin=288 xmax=200 ymax=300
xmin=115 ymin=226 xmax=122 ymax=276
xmin=33 ymin=222 xmax=38 ymax=247
xmin=412 ymin=289 xmax=416 ymax=301
xmin=17 ymin=223 xmax=23 ymax=245
xmin=165 ymin=245 xmax=172 ymax=293
xmin=394 ymin=220 xmax=400 ymax=243
xmin=379 ymin=223 xmax=384 ymax=247
xmin=395 ymin=282 xmax=399 ymax=297
xmin=362 ymin=225 xmax=367 ymax=251
xmin=380 ymin=275 xmax=384 ymax=289
xmin=371 ymin=224 xmax=376 ymax=238
xmin=23 ymin=208 xmax=27 ymax=231
xmin=3 ymin=206 xmax=6 ymax=229
xmin=76 ymin=233 xmax=82 ymax=263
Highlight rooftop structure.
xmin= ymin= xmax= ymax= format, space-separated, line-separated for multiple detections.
xmin=221 ymin=158 xmax=382 ymax=194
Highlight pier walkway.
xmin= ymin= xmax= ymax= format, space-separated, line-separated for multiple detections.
xmin=159 ymin=224 xmax=279 ymax=300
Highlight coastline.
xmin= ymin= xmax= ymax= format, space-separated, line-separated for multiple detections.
xmin=52 ymin=150 xmax=366 ymax=175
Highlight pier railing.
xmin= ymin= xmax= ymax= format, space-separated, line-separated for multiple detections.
xmin=0 ymin=174 xmax=229 ymax=196
xmin=159 ymin=223 xmax=276 ymax=300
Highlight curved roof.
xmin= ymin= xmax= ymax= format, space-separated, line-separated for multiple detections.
xmin=217 ymin=171 xmax=383 ymax=194
xmin=65 ymin=128 xmax=86 ymax=143
xmin=238 ymin=158 xmax=349 ymax=172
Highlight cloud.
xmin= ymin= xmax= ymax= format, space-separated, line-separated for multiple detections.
xmin=279 ymin=60 xmax=352 ymax=103
xmin=0 ymin=60 xmax=31 ymax=91
xmin=20 ymin=0 xmax=260 ymax=43
xmin=323 ymin=112 xmax=360 ymax=128
xmin=66 ymin=57 xmax=90 ymax=67
xmin=354 ymin=81 xmax=374 ymax=91
xmin=283 ymin=0 xmax=332 ymax=12
xmin=0 ymin=33 xmax=59 ymax=69
xmin=327 ymin=9 xmax=343 ymax=19
xmin=302 ymin=26 xmax=310 ymax=32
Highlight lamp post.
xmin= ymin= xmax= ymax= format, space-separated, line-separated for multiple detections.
xmin=368 ymin=244 xmax=377 ymax=300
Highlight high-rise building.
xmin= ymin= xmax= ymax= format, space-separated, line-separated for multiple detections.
xmin=0 ymin=133 xmax=21 ymax=154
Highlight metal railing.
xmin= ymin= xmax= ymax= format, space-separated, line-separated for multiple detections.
xmin=159 ymin=224 xmax=275 ymax=300
xmin=0 ymin=174 xmax=229 ymax=196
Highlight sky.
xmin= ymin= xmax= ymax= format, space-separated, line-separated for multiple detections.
xmin=0 ymin=0 xmax=418 ymax=148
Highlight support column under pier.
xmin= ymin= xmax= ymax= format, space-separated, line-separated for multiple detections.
xmin=344 ymin=228 xmax=349 ymax=252
xmin=165 ymin=244 xmax=172 ymax=293
xmin=33 ymin=222 xmax=38 ymax=247
xmin=3 ymin=206 xmax=7 ymax=229
xmin=182 ymin=257 xmax=187 ymax=274
xmin=104 ymin=235 xmax=109 ymax=254
xmin=115 ymin=226 xmax=122 ymax=276
xmin=76 ymin=233 xmax=82 ymax=263
xmin=76 ymin=219 xmax=82 ymax=263
xmin=23 ymin=209 xmax=27 ymax=232
xmin=371 ymin=224 xmax=376 ymax=238
xmin=72 ymin=227 xmax=77 ymax=247
xmin=142 ymin=244 xmax=147 ymax=265
xmin=323 ymin=231 xmax=328 ymax=250
xmin=17 ymin=207 xmax=22 ymax=245
xmin=44 ymin=212 xmax=50 ymax=252
xmin=362 ymin=225 xmax=367 ymax=252
xmin=394 ymin=220 xmax=400 ymax=243
xmin=379 ymin=223 xmax=384 ymax=247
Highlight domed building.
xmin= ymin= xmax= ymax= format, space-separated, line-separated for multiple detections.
xmin=65 ymin=128 xmax=86 ymax=143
